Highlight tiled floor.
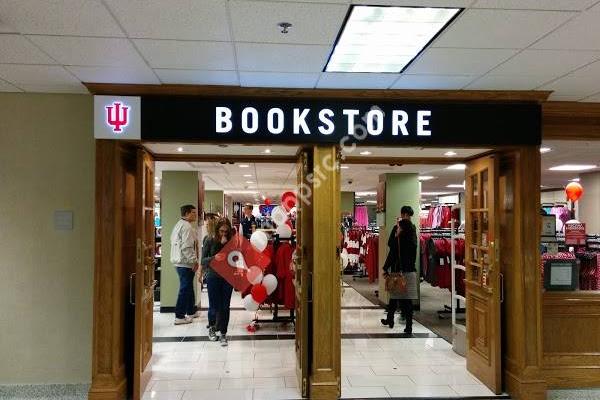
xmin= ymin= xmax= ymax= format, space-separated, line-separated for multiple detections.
xmin=147 ymin=285 xmax=502 ymax=399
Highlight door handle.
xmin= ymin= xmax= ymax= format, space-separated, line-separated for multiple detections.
xmin=129 ymin=273 xmax=136 ymax=305
xmin=499 ymin=272 xmax=505 ymax=303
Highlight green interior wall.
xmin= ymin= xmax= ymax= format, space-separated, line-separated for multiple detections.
xmin=378 ymin=173 xmax=421 ymax=304
xmin=161 ymin=171 xmax=199 ymax=308
xmin=341 ymin=191 xmax=355 ymax=216
xmin=366 ymin=205 xmax=377 ymax=223
xmin=204 ymin=190 xmax=224 ymax=214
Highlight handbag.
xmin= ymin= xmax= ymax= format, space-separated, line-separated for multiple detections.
xmin=384 ymin=226 xmax=407 ymax=294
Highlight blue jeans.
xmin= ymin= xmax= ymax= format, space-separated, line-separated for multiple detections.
xmin=206 ymin=273 xmax=233 ymax=335
xmin=175 ymin=267 xmax=196 ymax=319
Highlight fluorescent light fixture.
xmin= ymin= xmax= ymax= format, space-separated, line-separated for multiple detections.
xmin=359 ymin=151 xmax=372 ymax=156
xmin=540 ymin=147 xmax=552 ymax=154
xmin=356 ymin=191 xmax=377 ymax=196
xmin=418 ymin=176 xmax=435 ymax=181
xmin=325 ymin=6 xmax=462 ymax=73
xmin=447 ymin=184 xmax=465 ymax=188
xmin=549 ymin=164 xmax=597 ymax=171
xmin=444 ymin=151 xmax=457 ymax=157
xmin=366 ymin=200 xmax=377 ymax=204
xmin=245 ymin=181 xmax=254 ymax=184
xmin=446 ymin=164 xmax=466 ymax=170
xmin=570 ymin=178 xmax=581 ymax=182
xmin=176 ymin=147 xmax=184 ymax=152
xmin=355 ymin=196 xmax=362 ymax=199
xmin=239 ymin=164 xmax=250 ymax=168
xmin=340 ymin=165 xmax=349 ymax=169
xmin=422 ymin=191 xmax=451 ymax=196
xmin=243 ymin=174 xmax=253 ymax=177
xmin=224 ymin=190 xmax=258 ymax=194
xmin=263 ymin=149 xmax=272 ymax=154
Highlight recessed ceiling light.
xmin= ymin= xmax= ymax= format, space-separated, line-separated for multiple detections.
xmin=341 ymin=165 xmax=349 ymax=169
xmin=325 ymin=6 xmax=461 ymax=73
xmin=570 ymin=178 xmax=581 ymax=182
xmin=246 ymin=181 xmax=255 ymax=184
xmin=444 ymin=151 xmax=457 ymax=157
xmin=540 ymin=147 xmax=552 ymax=154
xmin=243 ymin=174 xmax=253 ymax=177
xmin=356 ymin=191 xmax=377 ymax=196
xmin=360 ymin=151 xmax=372 ymax=156
xmin=418 ymin=176 xmax=435 ymax=181
xmin=549 ymin=164 xmax=597 ymax=171
xmin=540 ymin=185 xmax=547 ymax=188
xmin=366 ymin=200 xmax=377 ymax=204
xmin=239 ymin=164 xmax=250 ymax=168
xmin=176 ymin=147 xmax=184 ymax=152
xmin=446 ymin=164 xmax=466 ymax=170
xmin=263 ymin=148 xmax=272 ymax=154
xmin=422 ymin=191 xmax=452 ymax=196
xmin=355 ymin=196 xmax=362 ymax=199
xmin=447 ymin=184 xmax=465 ymax=188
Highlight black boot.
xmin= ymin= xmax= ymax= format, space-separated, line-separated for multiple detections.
xmin=381 ymin=318 xmax=394 ymax=329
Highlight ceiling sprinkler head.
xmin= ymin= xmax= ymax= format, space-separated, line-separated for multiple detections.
xmin=278 ymin=22 xmax=292 ymax=34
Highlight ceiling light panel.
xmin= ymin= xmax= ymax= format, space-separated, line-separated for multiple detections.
xmin=325 ymin=6 xmax=462 ymax=73
xmin=549 ymin=164 xmax=597 ymax=171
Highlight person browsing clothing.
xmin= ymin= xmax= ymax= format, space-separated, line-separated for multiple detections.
xmin=381 ymin=205 xmax=418 ymax=334
xmin=202 ymin=218 xmax=234 ymax=346
xmin=170 ymin=205 xmax=200 ymax=325
xmin=240 ymin=204 xmax=256 ymax=239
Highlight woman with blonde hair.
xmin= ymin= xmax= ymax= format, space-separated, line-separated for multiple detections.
xmin=201 ymin=218 xmax=234 ymax=346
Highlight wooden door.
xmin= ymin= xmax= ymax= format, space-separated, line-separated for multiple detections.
xmin=133 ymin=149 xmax=156 ymax=400
xmin=294 ymin=149 xmax=312 ymax=398
xmin=465 ymin=156 xmax=502 ymax=394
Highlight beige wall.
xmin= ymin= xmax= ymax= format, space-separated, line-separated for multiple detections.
xmin=0 ymin=93 xmax=94 ymax=384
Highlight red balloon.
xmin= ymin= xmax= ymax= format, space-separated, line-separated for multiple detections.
xmin=281 ymin=191 xmax=296 ymax=211
xmin=565 ymin=182 xmax=584 ymax=202
xmin=264 ymin=198 xmax=272 ymax=206
xmin=251 ymin=284 xmax=268 ymax=304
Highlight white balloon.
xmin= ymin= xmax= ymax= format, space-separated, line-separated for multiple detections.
xmin=247 ymin=266 xmax=264 ymax=285
xmin=262 ymin=274 xmax=278 ymax=295
xmin=243 ymin=294 xmax=260 ymax=311
xmin=250 ymin=231 xmax=268 ymax=252
xmin=252 ymin=204 xmax=261 ymax=218
xmin=276 ymin=223 xmax=292 ymax=239
xmin=271 ymin=206 xmax=288 ymax=226
xmin=340 ymin=248 xmax=349 ymax=268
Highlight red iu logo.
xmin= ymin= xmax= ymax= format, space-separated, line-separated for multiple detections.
xmin=105 ymin=102 xmax=129 ymax=133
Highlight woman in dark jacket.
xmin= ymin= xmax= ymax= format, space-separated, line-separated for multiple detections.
xmin=201 ymin=218 xmax=234 ymax=346
xmin=381 ymin=205 xmax=418 ymax=334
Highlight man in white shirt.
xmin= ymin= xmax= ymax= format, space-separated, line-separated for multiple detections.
xmin=170 ymin=204 xmax=200 ymax=325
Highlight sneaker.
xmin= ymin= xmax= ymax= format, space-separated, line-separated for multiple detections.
xmin=220 ymin=335 xmax=228 ymax=347
xmin=208 ymin=326 xmax=218 ymax=342
xmin=187 ymin=311 xmax=201 ymax=319
xmin=174 ymin=317 xmax=192 ymax=325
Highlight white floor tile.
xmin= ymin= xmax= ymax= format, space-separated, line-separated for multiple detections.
xmin=181 ymin=389 xmax=253 ymax=400
xmin=410 ymin=373 xmax=480 ymax=386
xmin=142 ymin=391 xmax=184 ymax=400
xmin=385 ymin=384 xmax=458 ymax=397
xmin=253 ymin=367 xmax=296 ymax=378
xmin=451 ymin=384 xmax=497 ymax=397
xmin=284 ymin=376 xmax=299 ymax=388
xmin=151 ymin=379 xmax=219 ymax=391
xmin=253 ymin=388 xmax=302 ymax=400
xmin=219 ymin=377 xmax=286 ymax=389
xmin=148 ymin=371 xmax=193 ymax=381
xmin=346 ymin=375 xmax=414 ymax=387
xmin=371 ymin=365 xmax=433 ymax=376
xmin=341 ymin=386 xmax=390 ymax=398
xmin=341 ymin=366 xmax=375 ymax=378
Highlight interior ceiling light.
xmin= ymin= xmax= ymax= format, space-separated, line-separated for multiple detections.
xmin=570 ymin=178 xmax=581 ymax=182
xmin=366 ymin=200 xmax=377 ymax=204
xmin=444 ymin=151 xmax=457 ymax=157
xmin=360 ymin=151 xmax=372 ymax=155
xmin=278 ymin=21 xmax=292 ymax=34
xmin=341 ymin=165 xmax=349 ymax=169
xmin=422 ymin=191 xmax=451 ymax=196
xmin=176 ymin=147 xmax=184 ymax=152
xmin=447 ymin=184 xmax=465 ymax=188
xmin=418 ymin=176 xmax=435 ymax=181
xmin=325 ymin=5 xmax=462 ymax=73
xmin=264 ymin=148 xmax=272 ymax=154
xmin=225 ymin=190 xmax=258 ymax=194
xmin=446 ymin=164 xmax=466 ymax=170
xmin=356 ymin=191 xmax=376 ymax=196
xmin=239 ymin=164 xmax=250 ymax=168
xmin=243 ymin=174 xmax=253 ymax=177
xmin=549 ymin=165 xmax=597 ymax=171
xmin=540 ymin=147 xmax=552 ymax=154
xmin=246 ymin=181 xmax=254 ymax=184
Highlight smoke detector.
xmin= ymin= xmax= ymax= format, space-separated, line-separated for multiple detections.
xmin=278 ymin=22 xmax=292 ymax=34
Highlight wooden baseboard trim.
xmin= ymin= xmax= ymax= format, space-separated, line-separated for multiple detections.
xmin=504 ymin=369 xmax=547 ymax=400
xmin=544 ymin=367 xmax=600 ymax=388
xmin=88 ymin=377 xmax=127 ymax=400
xmin=309 ymin=380 xmax=340 ymax=400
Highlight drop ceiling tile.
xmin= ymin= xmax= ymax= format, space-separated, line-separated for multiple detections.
xmin=0 ymin=34 xmax=56 ymax=64
xmin=236 ymin=43 xmax=331 ymax=73
xmin=532 ymin=7 xmax=600 ymax=50
xmin=539 ymin=60 xmax=600 ymax=97
xmin=317 ymin=73 xmax=398 ymax=89
xmin=20 ymin=83 xmax=89 ymax=94
xmin=0 ymin=64 xmax=81 ymax=86
xmin=239 ymin=72 xmax=319 ymax=88
xmin=27 ymin=36 xmax=147 ymax=67
xmin=230 ymin=0 xmax=348 ymax=45
xmin=472 ymin=0 xmax=598 ymax=10
xmin=0 ymin=79 xmax=21 ymax=92
xmin=104 ymin=0 xmax=230 ymax=41
xmin=547 ymin=93 xmax=586 ymax=101
xmin=390 ymin=74 xmax=476 ymax=89
xmin=433 ymin=9 xmax=575 ymax=49
xmin=466 ymin=74 xmax=551 ymax=89
xmin=406 ymin=48 xmax=518 ymax=75
xmin=489 ymin=49 xmax=600 ymax=77
xmin=134 ymin=40 xmax=236 ymax=70
xmin=351 ymin=0 xmax=472 ymax=5
xmin=66 ymin=66 xmax=160 ymax=84
xmin=583 ymin=93 xmax=600 ymax=102
xmin=155 ymin=69 xmax=239 ymax=85
xmin=0 ymin=0 xmax=124 ymax=36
